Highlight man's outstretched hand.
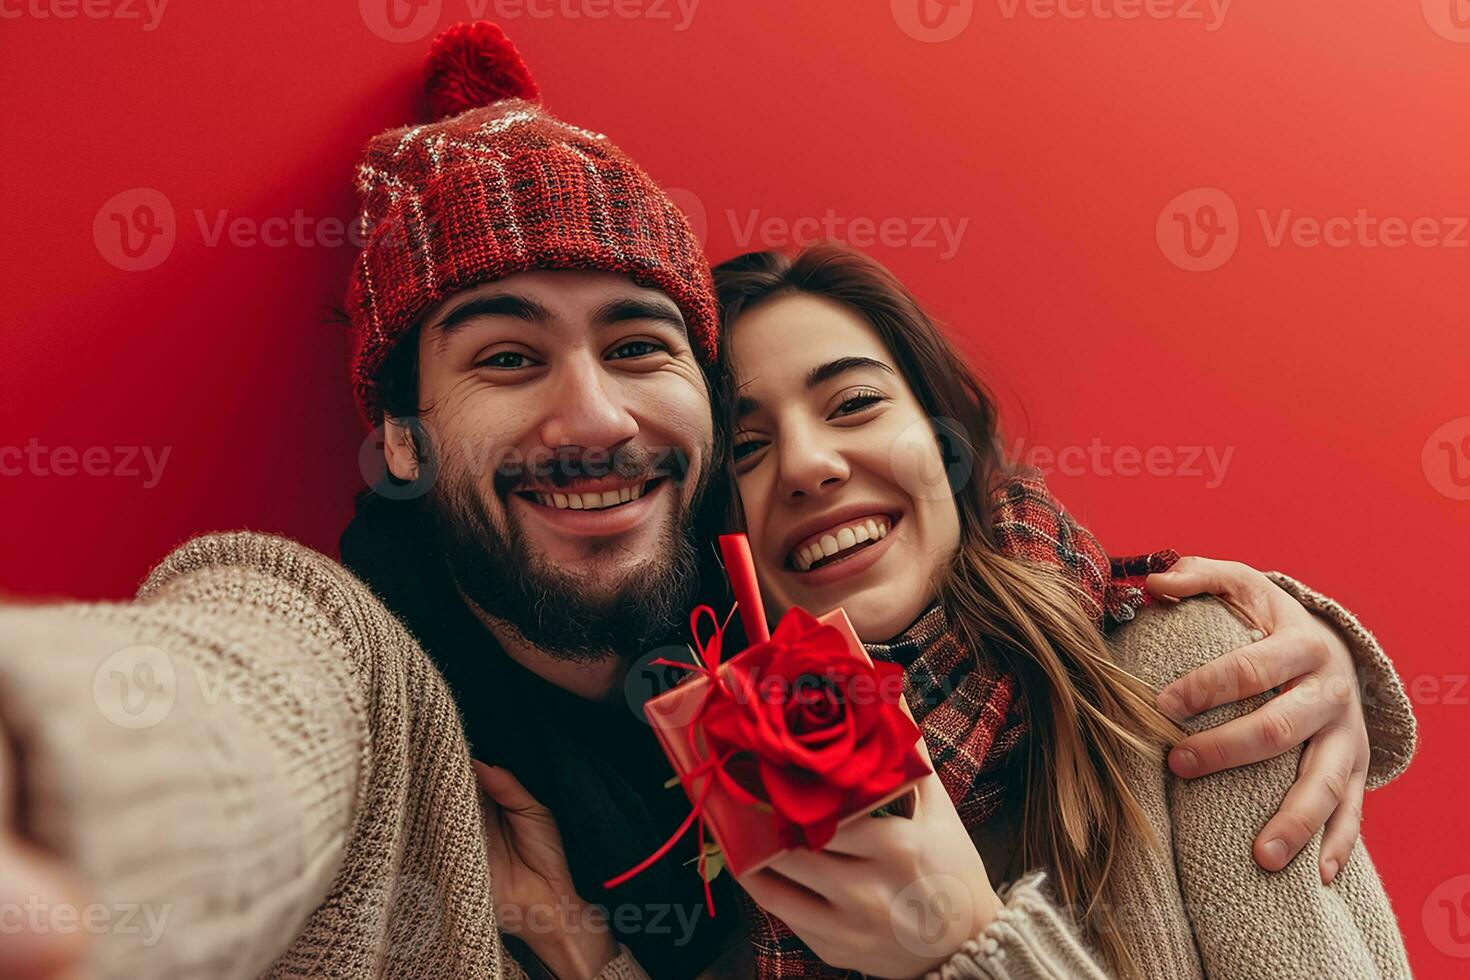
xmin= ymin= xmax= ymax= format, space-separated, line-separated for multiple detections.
xmin=0 ymin=718 xmax=90 ymax=979
xmin=1148 ymin=557 xmax=1372 ymax=885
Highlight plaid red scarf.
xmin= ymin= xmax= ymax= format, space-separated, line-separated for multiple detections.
xmin=740 ymin=472 xmax=1178 ymax=978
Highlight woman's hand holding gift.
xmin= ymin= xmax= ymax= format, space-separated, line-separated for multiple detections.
xmin=739 ymin=739 xmax=1001 ymax=980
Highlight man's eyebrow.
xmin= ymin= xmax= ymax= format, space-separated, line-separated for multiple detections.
xmin=589 ymin=297 xmax=687 ymax=332
xmin=430 ymin=293 xmax=554 ymax=350
xmin=736 ymin=357 xmax=894 ymax=419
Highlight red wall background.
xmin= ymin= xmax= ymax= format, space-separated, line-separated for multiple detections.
xmin=2 ymin=1 xmax=1467 ymax=974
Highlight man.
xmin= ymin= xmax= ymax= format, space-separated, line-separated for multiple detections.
xmin=0 ymin=21 xmax=1414 ymax=980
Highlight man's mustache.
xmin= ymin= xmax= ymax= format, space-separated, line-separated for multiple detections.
xmin=492 ymin=445 xmax=693 ymax=497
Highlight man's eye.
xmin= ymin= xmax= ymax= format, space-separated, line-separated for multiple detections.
xmin=608 ymin=339 xmax=667 ymax=360
xmin=832 ymin=391 xmax=885 ymax=417
xmin=475 ymin=351 xmax=534 ymax=370
xmin=733 ymin=438 xmax=767 ymax=462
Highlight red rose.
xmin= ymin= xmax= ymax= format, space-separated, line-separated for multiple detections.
xmin=699 ymin=607 xmax=927 ymax=850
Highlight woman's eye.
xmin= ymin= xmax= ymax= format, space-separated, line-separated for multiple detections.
xmin=832 ymin=391 xmax=886 ymax=417
xmin=608 ymin=339 xmax=667 ymax=360
xmin=475 ymin=351 xmax=535 ymax=370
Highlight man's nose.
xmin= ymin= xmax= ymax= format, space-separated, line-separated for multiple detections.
xmin=538 ymin=356 xmax=639 ymax=452
xmin=776 ymin=424 xmax=850 ymax=500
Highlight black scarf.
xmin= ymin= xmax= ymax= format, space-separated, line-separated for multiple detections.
xmin=339 ymin=491 xmax=739 ymax=978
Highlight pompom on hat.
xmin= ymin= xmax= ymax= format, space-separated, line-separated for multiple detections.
xmin=346 ymin=21 xmax=717 ymax=427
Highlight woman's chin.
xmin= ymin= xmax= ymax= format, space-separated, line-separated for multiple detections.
xmin=778 ymin=580 xmax=933 ymax=643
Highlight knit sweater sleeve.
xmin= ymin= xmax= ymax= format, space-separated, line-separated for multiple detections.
xmin=1123 ymin=597 xmax=1413 ymax=980
xmin=1264 ymin=572 xmax=1417 ymax=789
xmin=925 ymin=596 xmax=1415 ymax=980
xmin=0 ymin=531 xmax=518 ymax=979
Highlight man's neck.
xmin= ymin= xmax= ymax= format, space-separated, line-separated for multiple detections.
xmin=458 ymin=588 xmax=627 ymax=701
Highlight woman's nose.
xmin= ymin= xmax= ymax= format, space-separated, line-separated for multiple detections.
xmin=776 ymin=426 xmax=850 ymax=500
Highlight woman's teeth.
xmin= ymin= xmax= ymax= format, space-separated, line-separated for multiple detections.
xmin=533 ymin=482 xmax=647 ymax=510
xmin=791 ymin=517 xmax=890 ymax=572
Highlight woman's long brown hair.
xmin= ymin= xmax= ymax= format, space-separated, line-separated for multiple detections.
xmin=712 ymin=243 xmax=1182 ymax=978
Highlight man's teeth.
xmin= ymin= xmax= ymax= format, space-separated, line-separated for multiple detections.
xmin=533 ymin=482 xmax=647 ymax=511
xmin=792 ymin=517 xmax=889 ymax=572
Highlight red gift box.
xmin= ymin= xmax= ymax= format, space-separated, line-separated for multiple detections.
xmin=606 ymin=535 xmax=932 ymax=900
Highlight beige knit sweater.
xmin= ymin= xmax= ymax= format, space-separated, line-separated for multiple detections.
xmin=0 ymin=532 xmax=1416 ymax=979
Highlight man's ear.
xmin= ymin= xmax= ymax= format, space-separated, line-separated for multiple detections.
xmin=383 ymin=416 xmax=420 ymax=482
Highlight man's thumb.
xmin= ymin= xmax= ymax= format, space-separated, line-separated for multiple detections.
xmin=472 ymin=760 xmax=546 ymax=815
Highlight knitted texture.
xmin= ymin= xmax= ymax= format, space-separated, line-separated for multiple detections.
xmin=346 ymin=22 xmax=717 ymax=427
xmin=0 ymin=536 xmax=1416 ymax=978
xmin=988 ymin=470 xmax=1180 ymax=626
xmin=922 ymin=598 xmax=1413 ymax=979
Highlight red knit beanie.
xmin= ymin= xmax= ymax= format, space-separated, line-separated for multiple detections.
xmin=346 ymin=21 xmax=717 ymax=427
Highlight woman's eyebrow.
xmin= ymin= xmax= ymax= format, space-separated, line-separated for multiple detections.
xmin=805 ymin=356 xmax=894 ymax=389
xmin=737 ymin=356 xmax=893 ymax=419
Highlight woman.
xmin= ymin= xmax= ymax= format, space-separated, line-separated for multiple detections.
xmin=699 ymin=243 xmax=1412 ymax=978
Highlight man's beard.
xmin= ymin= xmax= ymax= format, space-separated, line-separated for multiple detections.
xmin=420 ymin=448 xmax=705 ymax=664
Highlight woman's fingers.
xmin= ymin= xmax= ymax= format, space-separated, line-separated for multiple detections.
xmin=739 ymin=867 xmax=833 ymax=931
xmin=762 ymin=846 xmax=862 ymax=897
xmin=1168 ymin=681 xmax=1337 ymax=778
xmin=1156 ymin=629 xmax=1317 ymax=721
